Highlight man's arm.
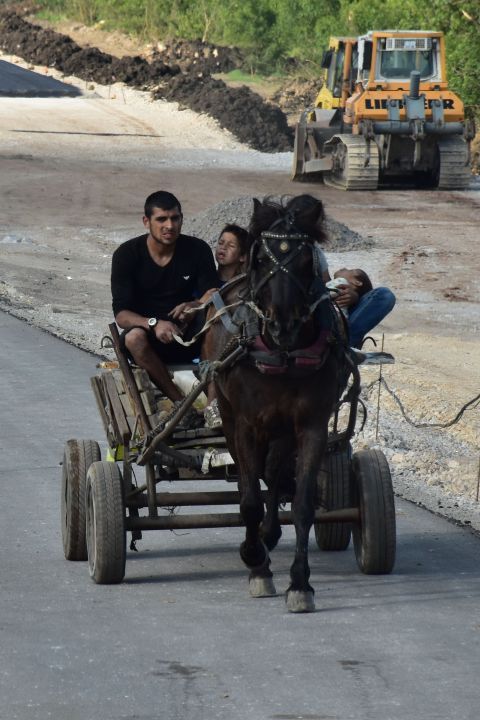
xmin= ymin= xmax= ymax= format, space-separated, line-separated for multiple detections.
xmin=112 ymin=241 xmax=181 ymax=343
xmin=168 ymin=285 xmax=217 ymax=324
xmin=114 ymin=309 xmax=150 ymax=331
xmin=115 ymin=310 xmax=182 ymax=344
xmin=195 ymin=240 xmax=220 ymax=297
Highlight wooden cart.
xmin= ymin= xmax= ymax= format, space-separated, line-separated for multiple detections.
xmin=61 ymin=323 xmax=396 ymax=584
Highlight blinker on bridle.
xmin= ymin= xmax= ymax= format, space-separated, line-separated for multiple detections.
xmin=251 ymin=230 xmax=313 ymax=296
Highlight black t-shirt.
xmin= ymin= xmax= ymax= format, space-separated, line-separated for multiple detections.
xmin=111 ymin=233 xmax=218 ymax=320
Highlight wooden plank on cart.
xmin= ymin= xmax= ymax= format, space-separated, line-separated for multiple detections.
xmin=101 ymin=371 xmax=131 ymax=445
xmin=108 ymin=323 xmax=152 ymax=436
xmin=90 ymin=375 xmax=117 ymax=447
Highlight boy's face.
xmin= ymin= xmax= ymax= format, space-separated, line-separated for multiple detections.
xmin=215 ymin=232 xmax=245 ymax=267
xmin=334 ymin=268 xmax=362 ymax=287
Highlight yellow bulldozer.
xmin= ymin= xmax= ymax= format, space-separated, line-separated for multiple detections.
xmin=292 ymin=30 xmax=475 ymax=189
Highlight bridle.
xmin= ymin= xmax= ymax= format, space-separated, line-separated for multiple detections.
xmin=249 ymin=230 xmax=313 ymax=299
xmin=246 ymin=219 xmax=329 ymax=332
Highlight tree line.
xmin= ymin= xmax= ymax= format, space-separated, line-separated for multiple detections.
xmin=35 ymin=0 xmax=480 ymax=105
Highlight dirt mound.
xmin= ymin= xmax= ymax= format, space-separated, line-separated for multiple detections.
xmin=0 ymin=12 xmax=179 ymax=85
xmin=157 ymin=75 xmax=293 ymax=152
xmin=272 ymin=78 xmax=320 ymax=120
xmin=151 ymin=38 xmax=243 ymax=75
xmin=183 ymin=196 xmax=368 ymax=250
xmin=0 ymin=11 xmax=292 ymax=152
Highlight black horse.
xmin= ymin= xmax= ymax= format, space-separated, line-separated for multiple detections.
xmin=204 ymin=195 xmax=347 ymax=612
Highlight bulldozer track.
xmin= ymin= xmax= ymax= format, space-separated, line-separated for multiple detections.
xmin=323 ymin=135 xmax=379 ymax=191
xmin=437 ymin=136 xmax=472 ymax=190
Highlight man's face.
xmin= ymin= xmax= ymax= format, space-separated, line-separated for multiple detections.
xmin=143 ymin=205 xmax=183 ymax=246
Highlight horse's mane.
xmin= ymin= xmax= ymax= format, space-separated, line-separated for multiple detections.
xmin=248 ymin=194 xmax=327 ymax=244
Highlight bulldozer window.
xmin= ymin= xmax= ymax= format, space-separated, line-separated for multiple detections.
xmin=326 ymin=47 xmax=345 ymax=97
xmin=380 ymin=49 xmax=435 ymax=80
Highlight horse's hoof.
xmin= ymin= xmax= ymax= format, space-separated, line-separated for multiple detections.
xmin=285 ymin=590 xmax=315 ymax=613
xmin=249 ymin=576 xmax=277 ymax=598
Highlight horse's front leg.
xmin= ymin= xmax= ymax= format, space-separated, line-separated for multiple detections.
xmin=286 ymin=426 xmax=328 ymax=613
xmin=235 ymin=422 xmax=276 ymax=598
xmin=261 ymin=437 xmax=295 ymax=551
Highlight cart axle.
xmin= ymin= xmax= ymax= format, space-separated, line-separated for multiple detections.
xmin=125 ymin=507 xmax=360 ymax=531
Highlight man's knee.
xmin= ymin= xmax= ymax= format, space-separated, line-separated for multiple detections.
xmin=124 ymin=327 xmax=150 ymax=355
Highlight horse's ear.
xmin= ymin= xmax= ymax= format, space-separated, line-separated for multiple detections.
xmin=285 ymin=194 xmax=325 ymax=236
xmin=303 ymin=199 xmax=325 ymax=226
xmin=252 ymin=198 xmax=262 ymax=214
xmin=297 ymin=199 xmax=326 ymax=242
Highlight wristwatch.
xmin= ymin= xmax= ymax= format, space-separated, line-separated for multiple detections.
xmin=147 ymin=317 xmax=158 ymax=330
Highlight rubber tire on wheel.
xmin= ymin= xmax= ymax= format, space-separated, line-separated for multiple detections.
xmin=86 ymin=461 xmax=126 ymax=584
xmin=61 ymin=439 xmax=101 ymax=560
xmin=314 ymin=449 xmax=352 ymax=551
xmin=352 ymin=449 xmax=396 ymax=574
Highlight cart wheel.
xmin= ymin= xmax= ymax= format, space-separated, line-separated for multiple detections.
xmin=351 ymin=449 xmax=396 ymax=574
xmin=314 ymin=449 xmax=352 ymax=551
xmin=86 ymin=461 xmax=126 ymax=584
xmin=61 ymin=439 xmax=101 ymax=560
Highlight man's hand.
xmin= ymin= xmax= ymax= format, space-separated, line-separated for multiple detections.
xmin=153 ymin=319 xmax=182 ymax=343
xmin=168 ymin=301 xmax=201 ymax=324
xmin=335 ymin=284 xmax=359 ymax=309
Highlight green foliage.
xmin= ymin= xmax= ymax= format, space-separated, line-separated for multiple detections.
xmin=33 ymin=0 xmax=480 ymax=104
xmin=225 ymin=70 xmax=267 ymax=84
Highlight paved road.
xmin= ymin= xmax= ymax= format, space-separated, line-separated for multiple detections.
xmin=1 ymin=310 xmax=480 ymax=720
xmin=0 ymin=59 xmax=81 ymax=96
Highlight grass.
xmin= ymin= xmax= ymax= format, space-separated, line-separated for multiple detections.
xmin=216 ymin=69 xmax=288 ymax=102
xmin=225 ymin=69 xmax=269 ymax=84
xmin=35 ymin=10 xmax=69 ymax=23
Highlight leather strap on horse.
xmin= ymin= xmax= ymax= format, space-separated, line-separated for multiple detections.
xmin=212 ymin=291 xmax=239 ymax=334
xmin=171 ymin=274 xmax=248 ymax=347
xmin=171 ymin=296 xmax=243 ymax=347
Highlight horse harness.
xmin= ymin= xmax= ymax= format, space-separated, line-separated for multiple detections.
xmin=210 ymin=283 xmax=347 ymax=376
xmin=175 ymin=225 xmax=349 ymax=377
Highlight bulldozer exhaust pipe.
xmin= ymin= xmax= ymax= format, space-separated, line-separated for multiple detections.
xmin=409 ymin=71 xmax=421 ymax=99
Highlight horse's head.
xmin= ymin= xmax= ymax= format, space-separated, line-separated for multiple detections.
xmin=247 ymin=195 xmax=328 ymax=350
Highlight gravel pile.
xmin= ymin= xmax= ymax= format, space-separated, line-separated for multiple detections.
xmin=184 ymin=195 xmax=369 ymax=250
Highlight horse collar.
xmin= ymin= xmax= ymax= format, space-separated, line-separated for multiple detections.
xmin=250 ymin=330 xmax=332 ymax=375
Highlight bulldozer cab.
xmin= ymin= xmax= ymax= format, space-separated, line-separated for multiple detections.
xmin=292 ymin=29 xmax=472 ymax=190
xmin=316 ymin=37 xmax=357 ymax=108
xmin=357 ymin=31 xmax=446 ymax=87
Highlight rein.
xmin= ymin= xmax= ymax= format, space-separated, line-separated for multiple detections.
xmin=172 ymin=297 xmax=243 ymax=347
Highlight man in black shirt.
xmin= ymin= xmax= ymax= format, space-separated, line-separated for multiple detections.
xmin=111 ymin=190 xmax=218 ymax=415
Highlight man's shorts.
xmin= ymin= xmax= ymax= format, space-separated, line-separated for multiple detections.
xmin=120 ymin=325 xmax=202 ymax=366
